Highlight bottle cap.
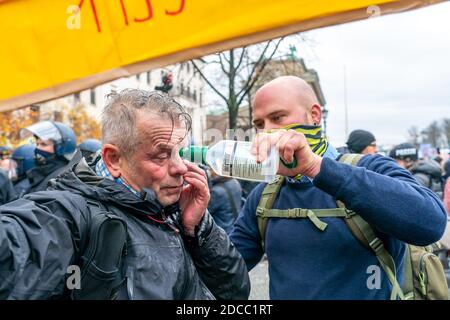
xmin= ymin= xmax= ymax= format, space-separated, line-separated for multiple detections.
xmin=179 ymin=146 xmax=208 ymax=165
xmin=280 ymin=157 xmax=297 ymax=169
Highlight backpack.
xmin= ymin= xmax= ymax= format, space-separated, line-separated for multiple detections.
xmin=256 ymin=153 xmax=449 ymax=300
xmin=65 ymin=199 xmax=128 ymax=300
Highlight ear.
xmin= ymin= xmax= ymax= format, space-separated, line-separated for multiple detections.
xmin=311 ymin=104 xmax=322 ymax=126
xmin=102 ymin=144 xmax=122 ymax=178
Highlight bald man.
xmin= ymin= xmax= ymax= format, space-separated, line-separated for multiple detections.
xmin=230 ymin=76 xmax=447 ymax=299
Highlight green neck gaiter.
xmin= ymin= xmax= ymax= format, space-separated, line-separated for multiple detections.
xmin=278 ymin=123 xmax=328 ymax=180
xmin=281 ymin=123 xmax=328 ymax=158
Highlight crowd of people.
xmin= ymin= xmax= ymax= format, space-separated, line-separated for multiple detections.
xmin=0 ymin=77 xmax=449 ymax=300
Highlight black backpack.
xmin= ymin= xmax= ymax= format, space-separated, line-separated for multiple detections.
xmin=66 ymin=199 xmax=128 ymax=300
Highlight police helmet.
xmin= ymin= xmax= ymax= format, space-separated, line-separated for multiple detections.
xmin=11 ymin=144 xmax=37 ymax=178
xmin=78 ymin=139 xmax=101 ymax=159
xmin=21 ymin=121 xmax=77 ymax=160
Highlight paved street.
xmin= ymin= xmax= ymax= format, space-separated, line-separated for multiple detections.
xmin=248 ymin=258 xmax=270 ymax=300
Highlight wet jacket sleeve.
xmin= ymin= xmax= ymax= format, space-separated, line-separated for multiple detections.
xmin=0 ymin=172 xmax=17 ymax=205
xmin=0 ymin=191 xmax=88 ymax=299
xmin=313 ymin=154 xmax=447 ymax=246
xmin=185 ymin=210 xmax=250 ymax=300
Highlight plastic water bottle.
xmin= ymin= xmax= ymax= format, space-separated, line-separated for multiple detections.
xmin=179 ymin=140 xmax=294 ymax=183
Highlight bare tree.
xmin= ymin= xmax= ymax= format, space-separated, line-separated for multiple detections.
xmin=191 ymin=38 xmax=287 ymax=130
xmin=421 ymin=120 xmax=442 ymax=147
xmin=407 ymin=126 xmax=421 ymax=148
xmin=442 ymin=118 xmax=450 ymax=147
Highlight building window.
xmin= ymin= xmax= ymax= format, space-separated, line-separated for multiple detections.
xmin=187 ymin=63 xmax=190 ymax=74
xmin=147 ymin=71 xmax=151 ymax=85
xmin=193 ymin=89 xmax=197 ymax=102
xmin=180 ymin=83 xmax=184 ymax=94
xmin=136 ymin=73 xmax=140 ymax=81
xmin=74 ymin=92 xmax=80 ymax=101
xmin=90 ymin=89 xmax=96 ymax=106
xmin=199 ymin=92 xmax=203 ymax=106
xmin=187 ymin=86 xmax=191 ymax=98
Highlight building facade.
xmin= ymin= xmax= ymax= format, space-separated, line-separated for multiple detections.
xmin=35 ymin=61 xmax=207 ymax=145
xmin=206 ymin=56 xmax=327 ymax=137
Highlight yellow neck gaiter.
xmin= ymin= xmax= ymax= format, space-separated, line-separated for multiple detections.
xmin=282 ymin=123 xmax=328 ymax=158
xmin=272 ymin=123 xmax=328 ymax=180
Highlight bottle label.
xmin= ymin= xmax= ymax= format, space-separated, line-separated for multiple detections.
xmin=221 ymin=141 xmax=277 ymax=181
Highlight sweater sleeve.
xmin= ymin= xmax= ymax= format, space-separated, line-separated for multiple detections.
xmin=313 ymin=154 xmax=447 ymax=246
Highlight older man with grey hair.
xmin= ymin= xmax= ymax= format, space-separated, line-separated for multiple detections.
xmin=0 ymin=89 xmax=250 ymax=300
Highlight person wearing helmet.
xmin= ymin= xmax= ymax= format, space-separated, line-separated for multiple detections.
xmin=10 ymin=144 xmax=37 ymax=197
xmin=389 ymin=142 xmax=443 ymax=198
xmin=78 ymin=139 xmax=101 ymax=161
xmin=20 ymin=121 xmax=77 ymax=194
xmin=0 ymin=145 xmax=12 ymax=162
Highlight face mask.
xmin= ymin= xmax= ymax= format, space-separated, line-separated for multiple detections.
xmin=35 ymin=148 xmax=55 ymax=166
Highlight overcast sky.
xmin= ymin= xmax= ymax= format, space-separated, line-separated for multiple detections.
xmin=294 ymin=2 xmax=450 ymax=148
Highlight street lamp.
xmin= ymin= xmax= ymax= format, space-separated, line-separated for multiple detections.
xmin=321 ymin=106 xmax=329 ymax=137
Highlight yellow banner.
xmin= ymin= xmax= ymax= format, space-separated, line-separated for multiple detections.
xmin=0 ymin=0 xmax=442 ymax=111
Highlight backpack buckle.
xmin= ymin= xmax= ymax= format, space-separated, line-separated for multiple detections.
xmin=344 ymin=209 xmax=356 ymax=218
xmin=369 ymin=238 xmax=384 ymax=254
xmin=256 ymin=207 xmax=265 ymax=216
xmin=269 ymin=176 xmax=281 ymax=184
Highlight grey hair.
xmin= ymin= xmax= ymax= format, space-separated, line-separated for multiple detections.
xmin=101 ymin=89 xmax=192 ymax=155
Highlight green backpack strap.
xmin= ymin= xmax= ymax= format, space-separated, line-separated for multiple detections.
xmin=402 ymin=245 xmax=414 ymax=299
xmin=256 ymin=207 xmax=355 ymax=231
xmin=256 ymin=153 xmax=365 ymax=248
xmin=340 ymin=204 xmax=405 ymax=300
xmin=338 ymin=153 xmax=365 ymax=166
xmin=256 ymin=176 xmax=284 ymax=250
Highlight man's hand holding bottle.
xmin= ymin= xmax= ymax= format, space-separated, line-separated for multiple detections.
xmin=251 ymin=129 xmax=322 ymax=179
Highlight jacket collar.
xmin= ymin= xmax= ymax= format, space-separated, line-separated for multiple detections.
xmin=53 ymin=155 xmax=167 ymax=217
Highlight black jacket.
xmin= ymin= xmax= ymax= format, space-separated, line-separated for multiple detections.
xmin=410 ymin=159 xmax=443 ymax=198
xmin=0 ymin=169 xmax=17 ymax=205
xmin=25 ymin=157 xmax=69 ymax=194
xmin=0 ymin=157 xmax=250 ymax=299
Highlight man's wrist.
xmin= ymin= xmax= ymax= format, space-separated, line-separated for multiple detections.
xmin=303 ymin=155 xmax=322 ymax=179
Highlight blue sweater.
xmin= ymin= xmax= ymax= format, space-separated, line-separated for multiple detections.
xmin=230 ymin=150 xmax=447 ymax=299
